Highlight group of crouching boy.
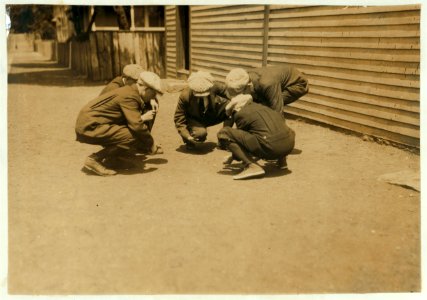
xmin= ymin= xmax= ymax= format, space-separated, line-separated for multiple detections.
xmin=75 ymin=63 xmax=309 ymax=180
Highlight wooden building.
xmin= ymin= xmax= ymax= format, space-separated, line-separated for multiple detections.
xmin=165 ymin=5 xmax=420 ymax=148
xmin=56 ymin=5 xmax=166 ymax=78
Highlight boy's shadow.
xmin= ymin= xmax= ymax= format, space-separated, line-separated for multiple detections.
xmin=217 ymin=162 xmax=292 ymax=178
xmin=81 ymin=155 xmax=168 ymax=176
xmin=176 ymin=142 xmax=217 ymax=155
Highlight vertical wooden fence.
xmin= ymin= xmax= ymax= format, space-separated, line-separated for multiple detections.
xmin=59 ymin=30 xmax=166 ymax=81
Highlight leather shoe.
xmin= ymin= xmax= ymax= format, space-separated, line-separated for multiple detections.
xmin=233 ymin=163 xmax=265 ymax=180
xmin=84 ymin=157 xmax=117 ymax=176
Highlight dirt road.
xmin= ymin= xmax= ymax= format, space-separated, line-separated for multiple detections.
xmin=7 ymin=51 xmax=420 ymax=294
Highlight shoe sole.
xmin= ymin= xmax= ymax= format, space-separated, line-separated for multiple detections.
xmin=233 ymin=170 xmax=265 ymax=180
xmin=83 ymin=165 xmax=116 ymax=176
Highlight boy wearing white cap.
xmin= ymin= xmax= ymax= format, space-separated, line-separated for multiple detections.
xmin=217 ymin=94 xmax=295 ymax=180
xmin=174 ymin=71 xmax=230 ymax=150
xmin=75 ymin=71 xmax=163 ymax=176
xmin=225 ymin=65 xmax=309 ymax=114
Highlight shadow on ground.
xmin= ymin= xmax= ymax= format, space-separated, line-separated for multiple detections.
xmin=80 ymin=155 xmax=168 ymax=176
xmin=175 ymin=142 xmax=217 ymax=155
xmin=8 ymin=62 xmax=107 ymax=87
xmin=218 ymin=163 xmax=292 ymax=179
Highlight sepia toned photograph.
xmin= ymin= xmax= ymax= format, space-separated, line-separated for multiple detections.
xmin=3 ymin=0 xmax=422 ymax=297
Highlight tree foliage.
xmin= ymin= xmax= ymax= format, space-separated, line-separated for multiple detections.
xmin=7 ymin=5 xmax=56 ymax=39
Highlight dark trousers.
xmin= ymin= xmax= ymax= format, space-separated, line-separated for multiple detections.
xmin=217 ymin=127 xmax=295 ymax=160
xmin=76 ymin=124 xmax=153 ymax=158
xmin=183 ymin=118 xmax=208 ymax=143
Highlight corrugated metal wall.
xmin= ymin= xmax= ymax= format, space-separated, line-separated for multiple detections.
xmin=191 ymin=5 xmax=265 ymax=79
xmin=165 ymin=6 xmax=177 ymax=78
xmin=268 ymin=5 xmax=420 ymax=147
xmin=165 ymin=5 xmax=420 ymax=147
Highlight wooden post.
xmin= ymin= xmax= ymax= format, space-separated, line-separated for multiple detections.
xmin=68 ymin=40 xmax=72 ymax=69
xmin=90 ymin=6 xmax=96 ymax=32
xmin=130 ymin=6 xmax=135 ymax=31
xmin=112 ymin=32 xmax=121 ymax=76
xmin=262 ymin=5 xmax=270 ymax=67
xmin=144 ymin=7 xmax=150 ymax=27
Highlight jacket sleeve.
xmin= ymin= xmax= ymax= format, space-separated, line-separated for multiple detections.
xmin=282 ymin=70 xmax=309 ymax=105
xmin=100 ymin=77 xmax=123 ymax=95
xmin=119 ymin=96 xmax=151 ymax=136
xmin=288 ymin=75 xmax=309 ymax=97
xmin=174 ymin=93 xmax=191 ymax=140
xmin=213 ymin=81 xmax=228 ymax=98
xmin=264 ymin=83 xmax=284 ymax=113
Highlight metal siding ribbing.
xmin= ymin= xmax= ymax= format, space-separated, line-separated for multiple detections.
xmin=268 ymin=5 xmax=420 ymax=147
xmin=191 ymin=5 xmax=265 ymax=80
xmin=166 ymin=6 xmax=177 ymax=78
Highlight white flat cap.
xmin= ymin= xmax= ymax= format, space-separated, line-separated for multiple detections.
xmin=123 ymin=64 xmax=144 ymax=80
xmin=225 ymin=68 xmax=250 ymax=92
xmin=138 ymin=71 xmax=163 ymax=94
xmin=188 ymin=71 xmax=214 ymax=97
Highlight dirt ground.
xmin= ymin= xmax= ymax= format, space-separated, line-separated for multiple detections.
xmin=6 ymin=51 xmax=420 ymax=295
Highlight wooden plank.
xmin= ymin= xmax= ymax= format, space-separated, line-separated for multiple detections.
xmin=138 ymin=33 xmax=148 ymax=70
xmin=192 ymin=49 xmax=262 ymax=62
xmin=192 ymin=36 xmax=263 ymax=45
xmin=88 ymin=33 xmax=100 ymax=81
xmin=269 ymin=12 xmax=420 ymax=28
xmin=84 ymin=40 xmax=90 ymax=76
xmin=308 ymin=84 xmax=419 ymax=113
xmin=267 ymin=53 xmax=420 ymax=75
xmin=268 ymin=36 xmax=420 ymax=50
xmin=191 ymin=30 xmax=264 ymax=37
xmin=268 ymin=46 xmax=420 ymax=63
xmin=191 ymin=63 xmax=229 ymax=79
xmin=307 ymin=75 xmax=419 ymax=102
xmin=269 ymin=5 xmax=420 ymax=19
xmin=191 ymin=5 xmax=226 ymax=11
xmin=103 ymin=32 xmax=113 ymax=79
xmin=191 ymin=6 xmax=264 ymax=17
xmin=292 ymin=99 xmax=419 ymax=138
xmin=167 ymin=52 xmax=177 ymax=59
xmin=302 ymin=94 xmax=419 ymax=126
xmin=96 ymin=31 xmax=111 ymax=80
xmin=112 ymin=32 xmax=121 ymax=76
xmin=191 ymin=49 xmax=262 ymax=66
xmin=118 ymin=32 xmax=135 ymax=72
xmin=192 ymin=22 xmax=264 ymax=30
xmin=166 ymin=70 xmax=176 ymax=79
xmin=147 ymin=33 xmax=155 ymax=73
xmin=192 ymin=57 xmax=260 ymax=71
xmin=269 ymin=24 xmax=420 ymax=38
xmin=154 ymin=32 xmax=166 ymax=77
xmin=284 ymin=106 xmax=419 ymax=147
xmin=134 ymin=32 xmax=141 ymax=68
xmin=167 ymin=57 xmax=176 ymax=64
xmin=191 ymin=13 xmax=264 ymax=24
xmin=192 ymin=42 xmax=263 ymax=53
xmin=296 ymin=65 xmax=419 ymax=89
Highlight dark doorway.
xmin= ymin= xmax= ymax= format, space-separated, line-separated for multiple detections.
xmin=176 ymin=5 xmax=190 ymax=75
